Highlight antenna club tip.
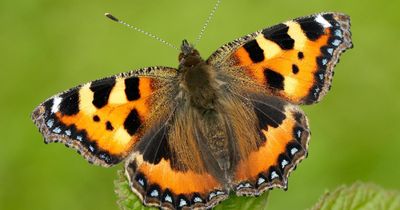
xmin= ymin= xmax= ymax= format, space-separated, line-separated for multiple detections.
xmin=105 ymin=13 xmax=119 ymax=22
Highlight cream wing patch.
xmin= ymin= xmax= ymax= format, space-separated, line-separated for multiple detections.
xmin=79 ymin=83 xmax=97 ymax=115
xmin=285 ymin=21 xmax=307 ymax=50
xmin=109 ymin=78 xmax=129 ymax=104
xmin=255 ymin=35 xmax=282 ymax=59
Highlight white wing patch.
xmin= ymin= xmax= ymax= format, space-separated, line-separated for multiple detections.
xmin=51 ymin=96 xmax=62 ymax=113
xmin=315 ymin=14 xmax=332 ymax=28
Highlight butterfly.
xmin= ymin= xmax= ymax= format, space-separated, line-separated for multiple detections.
xmin=32 ymin=12 xmax=352 ymax=210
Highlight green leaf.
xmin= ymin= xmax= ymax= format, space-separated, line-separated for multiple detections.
xmin=114 ymin=170 xmax=269 ymax=210
xmin=311 ymin=182 xmax=400 ymax=210
xmin=215 ymin=191 xmax=269 ymax=210
xmin=114 ymin=170 xmax=156 ymax=210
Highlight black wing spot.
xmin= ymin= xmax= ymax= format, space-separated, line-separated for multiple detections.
xmin=59 ymin=90 xmax=80 ymax=115
xmin=106 ymin=121 xmax=114 ymax=131
xmin=297 ymin=17 xmax=325 ymax=41
xmin=292 ymin=64 xmax=299 ymax=74
xmin=243 ymin=39 xmax=265 ymax=63
xmin=140 ymin=128 xmax=171 ymax=165
xmin=125 ymin=77 xmax=141 ymax=101
xmin=90 ymin=77 xmax=116 ymax=108
xmin=252 ymin=95 xmax=286 ymax=129
xmin=263 ymin=23 xmax=294 ymax=50
xmin=93 ymin=115 xmax=100 ymax=122
xmin=124 ymin=109 xmax=141 ymax=135
xmin=135 ymin=121 xmax=184 ymax=171
xmin=264 ymin=68 xmax=285 ymax=90
xmin=298 ymin=52 xmax=304 ymax=60
xmin=322 ymin=14 xmax=335 ymax=22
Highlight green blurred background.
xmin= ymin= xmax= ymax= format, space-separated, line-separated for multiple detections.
xmin=1 ymin=0 xmax=399 ymax=209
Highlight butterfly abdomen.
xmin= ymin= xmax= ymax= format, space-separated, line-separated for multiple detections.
xmin=200 ymin=110 xmax=232 ymax=172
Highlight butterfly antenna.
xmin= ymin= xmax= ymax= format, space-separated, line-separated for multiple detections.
xmin=105 ymin=13 xmax=179 ymax=51
xmin=193 ymin=0 xmax=222 ymax=46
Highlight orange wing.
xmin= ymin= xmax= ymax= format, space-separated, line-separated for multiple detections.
xmin=32 ymin=66 xmax=178 ymax=167
xmin=208 ymin=12 xmax=353 ymax=104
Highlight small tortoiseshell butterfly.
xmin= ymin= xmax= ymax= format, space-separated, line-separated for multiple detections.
xmin=32 ymin=11 xmax=352 ymax=210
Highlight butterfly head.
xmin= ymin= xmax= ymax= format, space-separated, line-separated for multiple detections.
xmin=179 ymin=40 xmax=203 ymax=69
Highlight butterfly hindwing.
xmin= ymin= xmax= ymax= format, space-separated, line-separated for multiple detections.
xmin=125 ymin=106 xmax=229 ymax=209
xmin=208 ymin=12 xmax=353 ymax=104
xmin=231 ymin=94 xmax=310 ymax=195
xmin=32 ymin=66 xmax=178 ymax=166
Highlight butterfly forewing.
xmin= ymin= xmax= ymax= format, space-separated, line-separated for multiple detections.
xmin=32 ymin=66 xmax=178 ymax=166
xmin=208 ymin=12 xmax=353 ymax=104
